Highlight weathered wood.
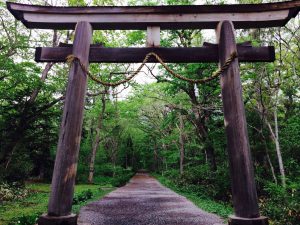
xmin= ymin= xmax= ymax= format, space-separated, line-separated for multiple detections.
xmin=229 ymin=215 xmax=269 ymax=225
xmin=37 ymin=213 xmax=77 ymax=225
xmin=7 ymin=1 xmax=300 ymax=30
xmin=216 ymin=21 xmax=260 ymax=218
xmin=35 ymin=46 xmax=275 ymax=63
xmin=47 ymin=21 xmax=92 ymax=216
xmin=147 ymin=26 xmax=160 ymax=47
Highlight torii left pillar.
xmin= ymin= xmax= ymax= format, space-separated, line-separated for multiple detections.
xmin=38 ymin=21 xmax=92 ymax=225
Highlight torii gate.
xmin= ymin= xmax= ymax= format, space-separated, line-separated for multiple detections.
xmin=7 ymin=1 xmax=300 ymax=225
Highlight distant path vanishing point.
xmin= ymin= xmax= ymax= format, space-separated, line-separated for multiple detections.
xmin=78 ymin=173 xmax=225 ymax=225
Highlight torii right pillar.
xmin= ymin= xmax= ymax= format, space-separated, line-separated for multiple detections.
xmin=216 ymin=20 xmax=268 ymax=225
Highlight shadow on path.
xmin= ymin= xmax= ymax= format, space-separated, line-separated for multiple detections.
xmin=78 ymin=172 xmax=225 ymax=225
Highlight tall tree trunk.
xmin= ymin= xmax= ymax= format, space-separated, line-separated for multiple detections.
xmin=266 ymin=109 xmax=286 ymax=187
xmin=273 ymin=109 xmax=285 ymax=186
xmin=162 ymin=143 xmax=168 ymax=174
xmin=179 ymin=114 xmax=185 ymax=175
xmin=190 ymin=101 xmax=217 ymax=171
xmin=205 ymin=143 xmax=217 ymax=171
xmin=153 ymin=142 xmax=158 ymax=171
xmin=269 ymin=28 xmax=286 ymax=188
xmin=88 ymin=90 xmax=107 ymax=183
xmin=259 ymin=132 xmax=278 ymax=184
xmin=265 ymin=148 xmax=278 ymax=185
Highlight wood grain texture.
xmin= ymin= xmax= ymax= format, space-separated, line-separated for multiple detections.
xmin=47 ymin=21 xmax=92 ymax=216
xmin=216 ymin=21 xmax=260 ymax=218
xmin=6 ymin=1 xmax=300 ymax=30
xmin=35 ymin=46 xmax=275 ymax=63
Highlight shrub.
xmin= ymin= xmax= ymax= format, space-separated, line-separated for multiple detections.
xmin=163 ymin=165 xmax=231 ymax=201
xmin=0 ymin=182 xmax=28 ymax=202
xmin=0 ymin=153 xmax=33 ymax=183
xmin=111 ymin=174 xmax=131 ymax=187
xmin=8 ymin=214 xmax=39 ymax=225
xmin=72 ymin=189 xmax=93 ymax=204
xmin=260 ymin=181 xmax=300 ymax=225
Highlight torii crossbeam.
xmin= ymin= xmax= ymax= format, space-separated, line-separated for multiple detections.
xmin=7 ymin=1 xmax=300 ymax=30
xmin=6 ymin=1 xmax=300 ymax=225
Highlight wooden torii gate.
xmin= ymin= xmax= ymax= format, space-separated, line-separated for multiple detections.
xmin=7 ymin=1 xmax=300 ymax=225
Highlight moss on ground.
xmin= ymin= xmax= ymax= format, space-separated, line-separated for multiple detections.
xmin=0 ymin=183 xmax=114 ymax=225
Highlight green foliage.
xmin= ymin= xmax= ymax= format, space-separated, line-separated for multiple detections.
xmin=260 ymin=181 xmax=300 ymax=225
xmin=73 ymin=189 xmax=93 ymax=204
xmin=0 ymin=182 xmax=28 ymax=202
xmin=68 ymin=0 xmax=87 ymax=6
xmin=8 ymin=214 xmax=39 ymax=225
xmin=111 ymin=169 xmax=134 ymax=187
xmin=0 ymin=183 xmax=114 ymax=225
xmin=156 ymin=174 xmax=232 ymax=219
xmin=162 ymin=165 xmax=231 ymax=201
xmin=1 ymin=154 xmax=34 ymax=183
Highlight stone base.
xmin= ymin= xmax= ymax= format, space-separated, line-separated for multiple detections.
xmin=228 ymin=215 xmax=269 ymax=225
xmin=37 ymin=213 xmax=77 ymax=225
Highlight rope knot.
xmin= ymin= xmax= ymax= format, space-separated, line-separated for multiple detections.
xmin=66 ymin=54 xmax=79 ymax=64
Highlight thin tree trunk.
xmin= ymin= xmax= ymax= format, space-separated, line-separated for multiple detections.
xmin=206 ymin=144 xmax=217 ymax=171
xmin=256 ymin=69 xmax=279 ymax=185
xmin=28 ymin=63 xmax=54 ymax=104
xmin=88 ymin=90 xmax=107 ymax=183
xmin=162 ymin=143 xmax=168 ymax=173
xmin=179 ymin=114 xmax=185 ymax=175
xmin=273 ymin=109 xmax=286 ymax=186
xmin=266 ymin=149 xmax=278 ymax=185
xmin=266 ymin=108 xmax=286 ymax=187
xmin=259 ymin=131 xmax=278 ymax=185
xmin=272 ymin=28 xmax=286 ymax=188
xmin=153 ymin=142 xmax=158 ymax=171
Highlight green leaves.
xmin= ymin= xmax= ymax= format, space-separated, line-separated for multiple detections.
xmin=68 ymin=0 xmax=87 ymax=6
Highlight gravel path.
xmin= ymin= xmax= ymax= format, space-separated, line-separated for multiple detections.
xmin=78 ymin=173 xmax=225 ymax=225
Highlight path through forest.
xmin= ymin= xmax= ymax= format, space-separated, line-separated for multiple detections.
xmin=78 ymin=173 xmax=225 ymax=225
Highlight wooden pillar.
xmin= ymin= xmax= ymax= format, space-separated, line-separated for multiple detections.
xmin=38 ymin=21 xmax=92 ymax=225
xmin=146 ymin=26 xmax=160 ymax=47
xmin=216 ymin=21 xmax=268 ymax=225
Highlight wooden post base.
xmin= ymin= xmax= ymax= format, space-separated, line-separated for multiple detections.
xmin=37 ymin=213 xmax=77 ymax=225
xmin=228 ymin=215 xmax=269 ymax=225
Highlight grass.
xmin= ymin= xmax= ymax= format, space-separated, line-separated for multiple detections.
xmin=154 ymin=174 xmax=233 ymax=219
xmin=0 ymin=183 xmax=114 ymax=225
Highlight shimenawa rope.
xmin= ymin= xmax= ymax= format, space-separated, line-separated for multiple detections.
xmin=66 ymin=51 xmax=237 ymax=87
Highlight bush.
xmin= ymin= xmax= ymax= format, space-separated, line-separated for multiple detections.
xmin=0 ymin=182 xmax=28 ymax=202
xmin=111 ymin=174 xmax=131 ymax=187
xmin=260 ymin=181 xmax=300 ymax=225
xmin=8 ymin=214 xmax=39 ymax=225
xmin=92 ymin=164 xmax=134 ymax=187
xmin=0 ymin=153 xmax=33 ymax=183
xmin=163 ymin=165 xmax=231 ymax=201
xmin=93 ymin=176 xmax=113 ymax=185
xmin=96 ymin=163 xmax=116 ymax=177
xmin=72 ymin=189 xmax=93 ymax=204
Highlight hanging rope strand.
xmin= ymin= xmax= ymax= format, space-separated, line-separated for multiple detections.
xmin=66 ymin=51 xmax=237 ymax=87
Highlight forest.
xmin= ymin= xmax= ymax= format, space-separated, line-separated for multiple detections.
xmin=0 ymin=0 xmax=299 ymax=225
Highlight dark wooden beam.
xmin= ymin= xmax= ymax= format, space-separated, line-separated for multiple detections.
xmin=217 ymin=20 xmax=267 ymax=224
xmin=45 ymin=21 xmax=92 ymax=220
xmin=7 ymin=1 xmax=300 ymax=30
xmin=35 ymin=46 xmax=275 ymax=63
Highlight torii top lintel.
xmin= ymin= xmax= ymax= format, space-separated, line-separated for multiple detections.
xmin=6 ymin=1 xmax=300 ymax=30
